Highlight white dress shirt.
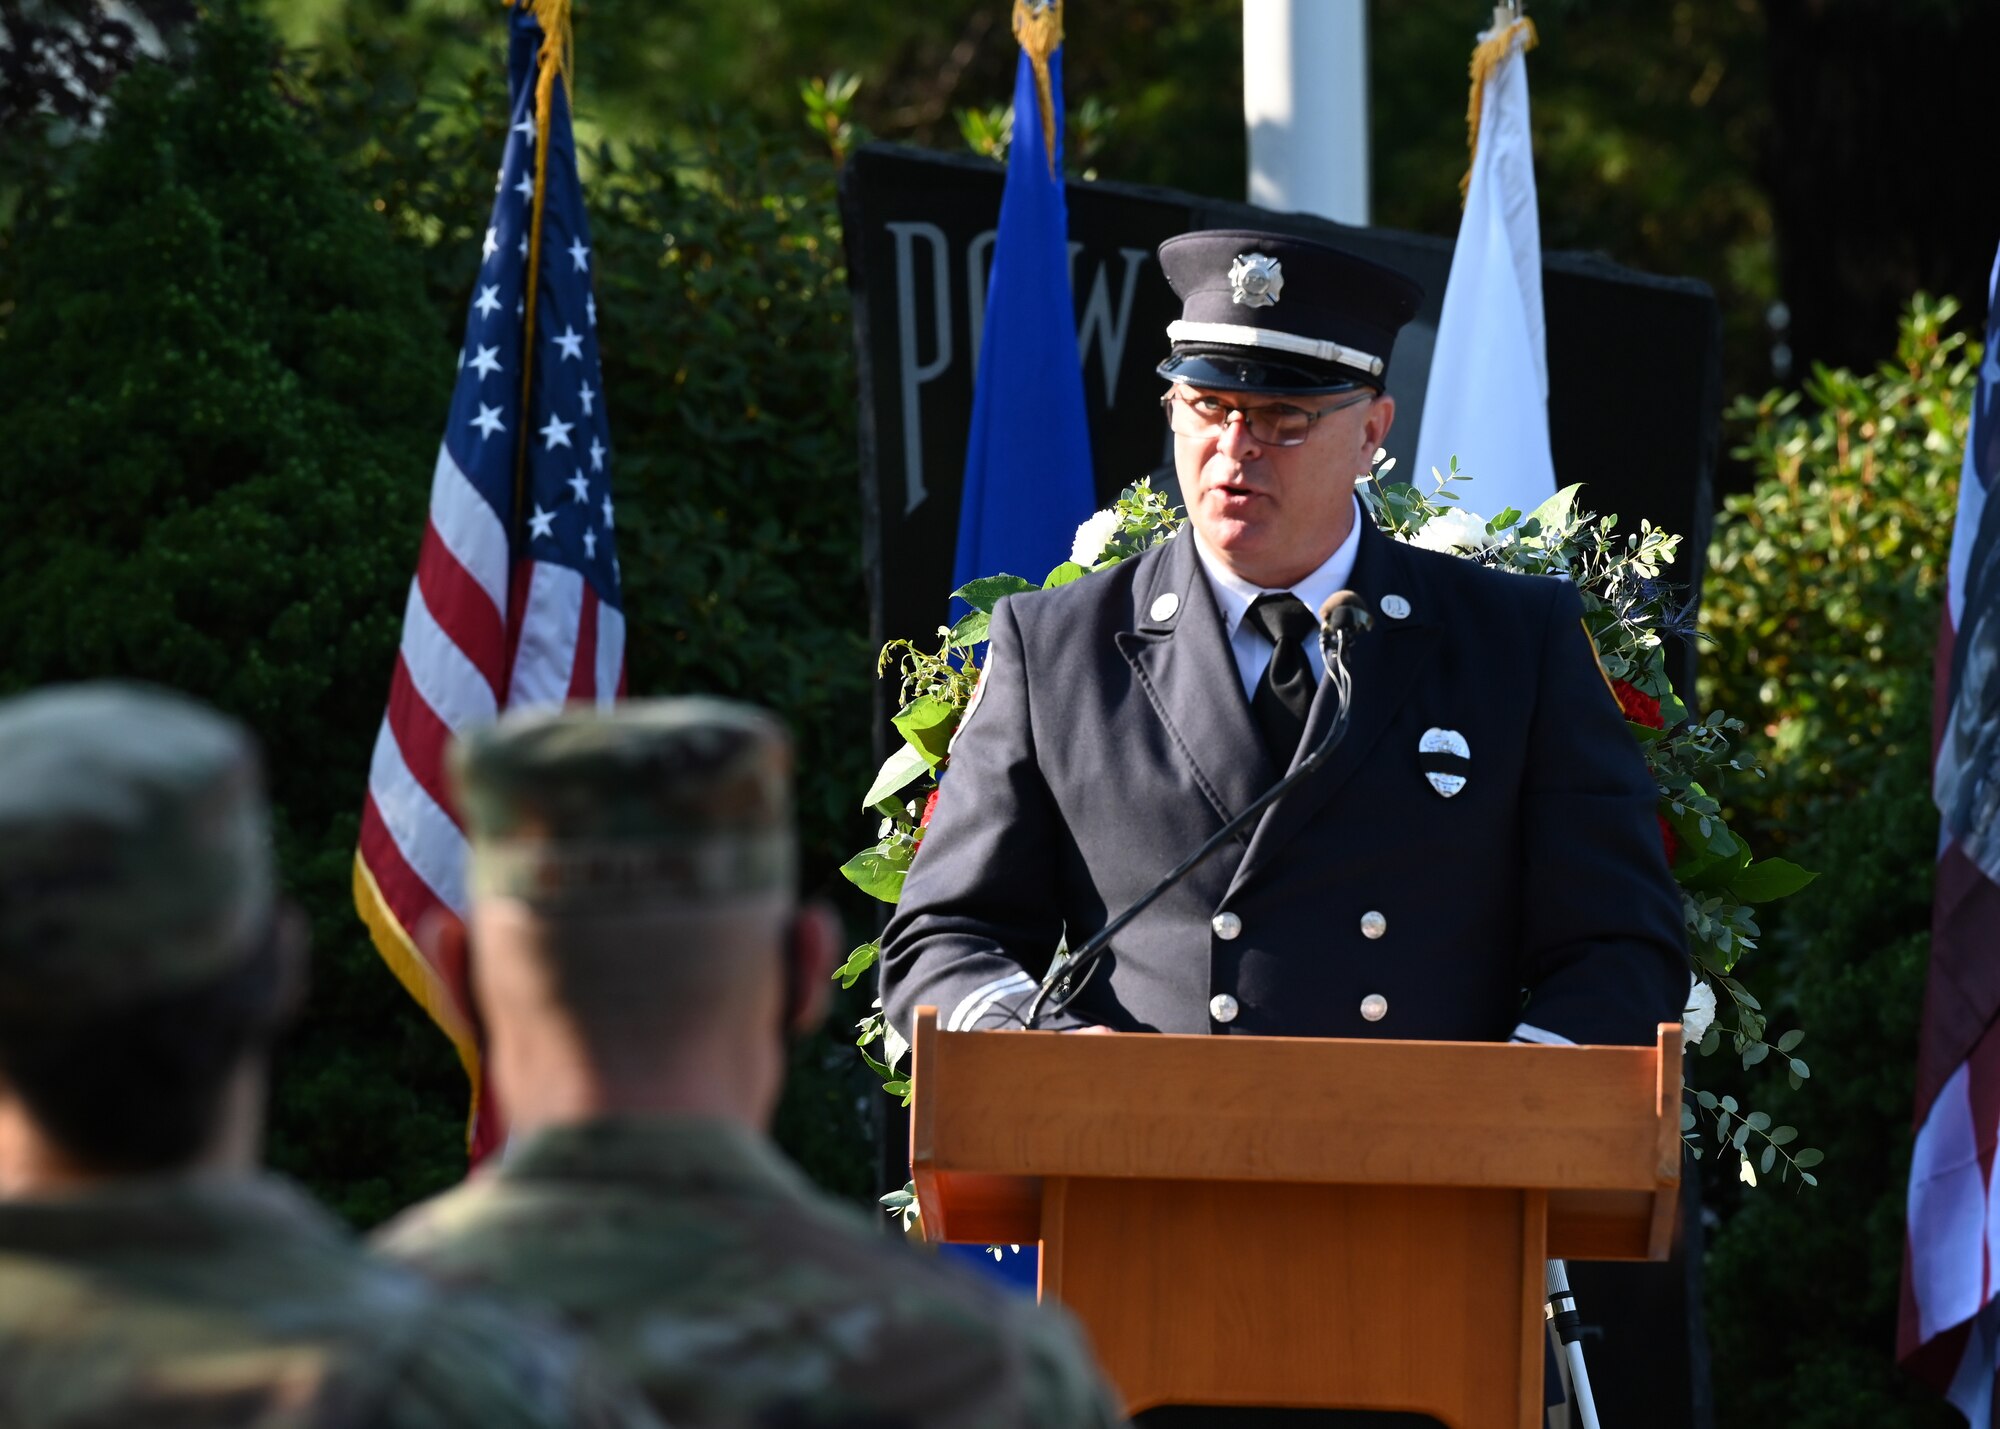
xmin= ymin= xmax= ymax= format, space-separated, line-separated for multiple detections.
xmin=1189 ymin=495 xmax=1364 ymax=701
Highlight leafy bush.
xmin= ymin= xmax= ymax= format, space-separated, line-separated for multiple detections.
xmin=0 ymin=6 xmax=879 ymax=1219
xmin=1698 ymin=297 xmax=1973 ymax=1426
xmin=0 ymin=3 xmax=467 ymax=1225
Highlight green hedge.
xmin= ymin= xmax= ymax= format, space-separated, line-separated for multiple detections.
xmin=0 ymin=7 xmax=878 ymax=1221
xmin=1698 ymin=298 xmax=1973 ymax=1426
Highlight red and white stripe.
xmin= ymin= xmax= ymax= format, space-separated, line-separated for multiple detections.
xmin=357 ymin=441 xmax=624 ymax=1159
xmin=1903 ymin=250 xmax=2000 ymax=1421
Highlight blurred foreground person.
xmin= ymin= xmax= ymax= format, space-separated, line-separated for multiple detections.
xmin=375 ymin=697 xmax=1124 ymax=1429
xmin=0 ymin=683 xmax=662 ymax=1429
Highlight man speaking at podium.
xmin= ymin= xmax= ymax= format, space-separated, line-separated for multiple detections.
xmin=881 ymin=228 xmax=1686 ymax=1053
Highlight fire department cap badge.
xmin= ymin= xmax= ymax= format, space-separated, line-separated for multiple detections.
xmin=1228 ymin=252 xmax=1284 ymax=308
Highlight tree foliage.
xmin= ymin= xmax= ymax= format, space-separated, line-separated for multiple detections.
xmin=0 ymin=3 xmax=467 ymax=1224
xmin=0 ymin=3 xmax=880 ymax=1219
xmin=1698 ymin=298 xmax=1973 ymax=1425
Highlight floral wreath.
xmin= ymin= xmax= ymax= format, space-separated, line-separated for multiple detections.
xmin=841 ymin=455 xmax=1823 ymax=1223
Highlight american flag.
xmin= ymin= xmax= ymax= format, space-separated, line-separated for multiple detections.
xmin=352 ymin=0 xmax=623 ymax=1162
xmin=1902 ymin=242 xmax=2000 ymax=1419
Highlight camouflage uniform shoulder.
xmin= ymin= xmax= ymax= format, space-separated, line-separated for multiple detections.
xmin=377 ymin=1120 xmax=1122 ymax=1429
xmin=0 ymin=1173 xmax=662 ymax=1429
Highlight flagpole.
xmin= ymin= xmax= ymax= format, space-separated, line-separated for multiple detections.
xmin=1242 ymin=0 xmax=1369 ymax=224
xmin=509 ymin=0 xmax=572 ymax=543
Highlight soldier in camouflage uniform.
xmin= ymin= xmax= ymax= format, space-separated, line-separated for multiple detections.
xmin=374 ymin=698 xmax=1126 ymax=1429
xmin=0 ymin=682 xmax=664 ymax=1429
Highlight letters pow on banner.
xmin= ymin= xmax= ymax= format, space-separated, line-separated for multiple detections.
xmin=839 ymin=142 xmax=1724 ymax=713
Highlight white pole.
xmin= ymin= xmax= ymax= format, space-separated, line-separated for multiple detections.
xmin=1243 ymin=0 xmax=1370 ymax=225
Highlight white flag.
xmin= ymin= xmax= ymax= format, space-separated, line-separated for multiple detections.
xmin=1412 ymin=18 xmax=1556 ymax=521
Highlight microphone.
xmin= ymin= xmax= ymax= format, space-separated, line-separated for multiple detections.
xmin=1023 ymin=589 xmax=1374 ymax=1028
xmin=1318 ymin=589 xmax=1374 ymax=637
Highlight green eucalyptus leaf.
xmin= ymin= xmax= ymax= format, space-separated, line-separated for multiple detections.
xmin=1743 ymin=1041 xmax=1770 ymax=1067
xmin=839 ymin=846 xmax=908 ymax=904
xmin=862 ymin=743 xmax=931 ymax=809
xmin=1777 ymin=1029 xmax=1805 ymax=1053
xmin=951 ymin=574 xmax=1036 ymax=612
xmin=1522 ymin=483 xmax=1584 ymax=534
xmin=1793 ymin=1148 xmax=1824 ymax=1169
xmin=1770 ymin=1125 xmax=1798 ymax=1146
xmin=1727 ymin=857 xmax=1819 ymax=903
xmin=833 ymin=940 xmax=880 ymax=990
xmin=893 ymin=694 xmax=959 ymax=768
xmin=946 ymin=609 xmax=990 ymax=647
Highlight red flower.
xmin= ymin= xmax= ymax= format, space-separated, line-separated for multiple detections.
xmin=1658 ymin=813 xmax=1679 ymax=868
xmin=1612 ymin=678 xmax=1663 ymax=730
xmin=913 ymin=787 xmax=941 ymax=849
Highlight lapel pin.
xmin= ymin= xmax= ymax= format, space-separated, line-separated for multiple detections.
xmin=1381 ymin=593 xmax=1411 ymax=620
xmin=1150 ymin=592 xmax=1181 ymax=622
xmin=1418 ymin=727 xmax=1470 ymax=798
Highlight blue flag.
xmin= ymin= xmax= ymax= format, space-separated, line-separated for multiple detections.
xmin=952 ymin=31 xmax=1096 ymax=592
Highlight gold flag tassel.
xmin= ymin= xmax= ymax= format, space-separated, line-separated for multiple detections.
xmin=507 ymin=0 xmax=574 ymax=535
xmin=1459 ymin=11 xmax=1538 ymax=204
xmin=1012 ymin=0 xmax=1063 ymax=180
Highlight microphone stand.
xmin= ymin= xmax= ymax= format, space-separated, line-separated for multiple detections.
xmin=1546 ymin=1259 xmax=1602 ymax=1429
xmin=1023 ymin=618 xmax=1361 ymax=1029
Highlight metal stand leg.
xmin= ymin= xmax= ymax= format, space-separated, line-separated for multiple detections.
xmin=1546 ymin=1259 xmax=1602 ymax=1429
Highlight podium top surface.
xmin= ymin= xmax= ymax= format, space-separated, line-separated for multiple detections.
xmin=913 ymin=1011 xmax=1681 ymax=1190
xmin=910 ymin=1009 xmax=1683 ymax=1259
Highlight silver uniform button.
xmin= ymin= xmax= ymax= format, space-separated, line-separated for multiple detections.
xmin=1209 ymin=993 xmax=1240 ymax=1024
xmin=1150 ymin=592 xmax=1181 ymax=622
xmin=1359 ymin=993 xmax=1389 ymax=1022
xmin=1211 ymin=910 xmax=1242 ymax=941
xmin=1380 ymin=593 xmax=1411 ymax=620
xmin=1359 ymin=910 xmax=1387 ymax=940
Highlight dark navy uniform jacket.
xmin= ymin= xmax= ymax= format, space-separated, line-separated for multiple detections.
xmin=881 ymin=517 xmax=1687 ymax=1048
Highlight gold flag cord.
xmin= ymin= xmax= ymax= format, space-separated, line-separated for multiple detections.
xmin=507 ymin=0 xmax=574 ymax=538
xmin=1460 ymin=15 xmax=1537 ymax=204
xmin=1012 ymin=0 xmax=1063 ymax=179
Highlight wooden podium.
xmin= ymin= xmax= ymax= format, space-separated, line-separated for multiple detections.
xmin=909 ymin=1008 xmax=1682 ymax=1427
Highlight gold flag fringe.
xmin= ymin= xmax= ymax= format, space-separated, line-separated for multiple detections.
xmin=1013 ymin=0 xmax=1063 ymax=180
xmin=1459 ymin=15 xmax=1538 ymax=205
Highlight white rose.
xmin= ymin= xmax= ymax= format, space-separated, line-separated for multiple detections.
xmin=1070 ymin=508 xmax=1123 ymax=567
xmin=1403 ymin=506 xmax=1494 ymax=554
xmin=1682 ymin=975 xmax=1717 ymax=1047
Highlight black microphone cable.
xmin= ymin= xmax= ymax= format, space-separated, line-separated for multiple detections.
xmin=1022 ymin=592 xmax=1372 ymax=1029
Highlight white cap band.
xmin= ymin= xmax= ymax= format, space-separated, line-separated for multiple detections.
xmin=1166 ymin=320 xmax=1386 ymax=379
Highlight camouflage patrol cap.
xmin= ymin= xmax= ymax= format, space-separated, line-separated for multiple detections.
xmin=451 ymin=697 xmax=796 ymax=908
xmin=0 ymin=683 xmax=276 ymax=1018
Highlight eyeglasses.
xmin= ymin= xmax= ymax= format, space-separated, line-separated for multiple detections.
xmin=1159 ymin=388 xmax=1372 ymax=447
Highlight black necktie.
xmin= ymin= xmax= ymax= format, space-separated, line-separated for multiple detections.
xmin=1245 ymin=593 xmax=1319 ymax=765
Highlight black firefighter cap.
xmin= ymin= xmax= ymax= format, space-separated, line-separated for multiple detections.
xmin=1155 ymin=229 xmax=1425 ymax=395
